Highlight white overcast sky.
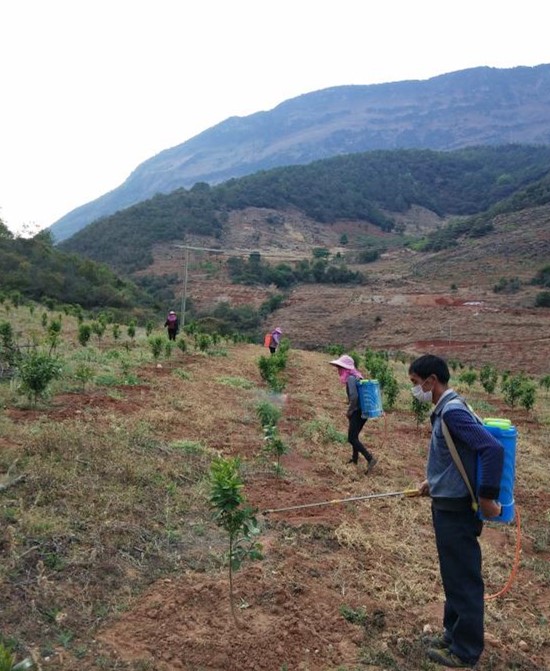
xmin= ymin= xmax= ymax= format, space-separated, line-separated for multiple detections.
xmin=1 ymin=0 xmax=549 ymax=236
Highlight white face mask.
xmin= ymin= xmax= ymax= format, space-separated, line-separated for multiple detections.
xmin=411 ymin=382 xmax=433 ymax=403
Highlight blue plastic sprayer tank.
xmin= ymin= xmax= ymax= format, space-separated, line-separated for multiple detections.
xmin=357 ymin=379 xmax=383 ymax=419
xmin=478 ymin=418 xmax=517 ymax=523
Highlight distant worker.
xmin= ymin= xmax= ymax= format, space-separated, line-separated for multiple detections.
xmin=164 ymin=310 xmax=179 ymax=341
xmin=269 ymin=327 xmax=283 ymax=355
xmin=329 ymin=354 xmax=377 ymax=472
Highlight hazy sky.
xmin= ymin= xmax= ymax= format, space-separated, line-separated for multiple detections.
xmin=1 ymin=0 xmax=549 ymax=236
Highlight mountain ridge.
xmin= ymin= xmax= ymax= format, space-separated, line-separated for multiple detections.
xmin=49 ymin=64 xmax=550 ymax=241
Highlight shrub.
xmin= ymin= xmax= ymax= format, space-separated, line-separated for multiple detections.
xmin=209 ymin=457 xmax=262 ymax=624
xmin=47 ymin=318 xmax=62 ymax=350
xmin=127 ymin=320 xmax=136 ymax=340
xmin=502 ymin=373 xmax=527 ymax=408
xmin=411 ymin=397 xmax=431 ymax=427
xmin=0 ymin=320 xmax=18 ymax=366
xmin=458 ymin=369 xmax=477 ymax=388
xmin=519 ymin=380 xmax=537 ymax=411
xmin=256 ymin=401 xmax=282 ymax=429
xmin=534 ymin=291 xmax=550 ymax=307
xmin=74 ymin=363 xmax=94 ymax=389
xmin=78 ymin=323 xmax=92 ymax=347
xmin=148 ymin=335 xmax=164 ymax=360
xmin=258 ymin=355 xmax=285 ymax=392
xmin=91 ymin=320 xmax=106 ymax=343
xmin=479 ymin=364 xmax=498 ymax=395
xmin=363 ymin=348 xmax=400 ymax=410
xmin=325 ymin=344 xmax=345 ymax=356
xmin=196 ymin=333 xmax=211 ymax=352
xmin=17 ymin=350 xmax=63 ymax=405
xmin=493 ymin=277 xmax=521 ymax=294
xmin=539 ymin=375 xmax=550 ymax=394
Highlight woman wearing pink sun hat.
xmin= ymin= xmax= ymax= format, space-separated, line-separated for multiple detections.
xmin=329 ymin=354 xmax=377 ymax=472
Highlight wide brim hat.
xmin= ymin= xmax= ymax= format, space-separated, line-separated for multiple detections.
xmin=329 ymin=354 xmax=355 ymax=370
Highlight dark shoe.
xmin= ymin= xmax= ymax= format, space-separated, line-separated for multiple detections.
xmin=367 ymin=457 xmax=378 ymax=472
xmin=427 ymin=648 xmax=475 ymax=668
xmin=347 ymin=458 xmax=358 ymax=464
xmin=422 ymin=634 xmax=451 ymax=649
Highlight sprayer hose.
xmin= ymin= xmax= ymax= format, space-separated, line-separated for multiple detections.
xmin=485 ymin=506 xmax=521 ymax=601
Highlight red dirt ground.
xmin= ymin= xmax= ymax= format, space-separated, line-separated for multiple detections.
xmin=27 ymin=349 xmax=547 ymax=671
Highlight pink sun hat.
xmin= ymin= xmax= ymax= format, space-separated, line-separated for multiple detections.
xmin=329 ymin=354 xmax=356 ymax=370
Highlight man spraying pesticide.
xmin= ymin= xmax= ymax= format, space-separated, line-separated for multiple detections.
xmin=264 ymin=354 xmax=516 ymax=670
xmin=408 ymin=354 xmax=505 ymax=670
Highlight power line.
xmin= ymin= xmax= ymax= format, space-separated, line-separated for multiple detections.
xmin=172 ymin=243 xmax=306 ymax=260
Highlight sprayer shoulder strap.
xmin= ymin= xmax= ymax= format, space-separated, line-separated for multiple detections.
xmin=440 ymin=418 xmax=479 ymax=513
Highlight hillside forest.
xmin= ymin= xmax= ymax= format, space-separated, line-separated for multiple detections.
xmin=59 ymin=145 xmax=550 ymax=275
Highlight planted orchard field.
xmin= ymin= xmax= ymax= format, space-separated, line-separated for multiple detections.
xmin=0 ymin=307 xmax=549 ymax=670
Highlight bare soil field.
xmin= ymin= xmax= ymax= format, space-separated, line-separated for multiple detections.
xmin=143 ymin=205 xmax=550 ymax=375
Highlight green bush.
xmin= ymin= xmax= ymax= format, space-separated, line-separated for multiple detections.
xmin=363 ymin=348 xmax=400 ymax=410
xmin=256 ymin=401 xmax=282 ymax=429
xmin=209 ymin=457 xmax=262 ymax=623
xmin=458 ymin=369 xmax=477 ymax=388
xmin=534 ymin=291 xmax=550 ymax=307
xmin=0 ymin=320 xmax=18 ymax=366
xmin=78 ymin=323 xmax=92 ymax=347
xmin=127 ymin=320 xmax=136 ymax=340
xmin=148 ymin=335 xmax=164 ymax=360
xmin=479 ymin=364 xmax=498 ymax=395
xmin=17 ymin=350 xmax=63 ymax=404
xmin=501 ymin=373 xmax=535 ymax=408
xmin=258 ymin=355 xmax=285 ymax=392
xmin=411 ymin=397 xmax=431 ymax=427
xmin=91 ymin=320 xmax=106 ymax=343
xmin=539 ymin=375 xmax=550 ymax=394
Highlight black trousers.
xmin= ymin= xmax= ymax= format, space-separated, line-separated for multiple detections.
xmin=347 ymin=410 xmax=372 ymax=463
xmin=167 ymin=329 xmax=177 ymax=341
xmin=432 ymin=506 xmax=484 ymax=664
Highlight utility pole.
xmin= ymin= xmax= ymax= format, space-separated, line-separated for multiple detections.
xmin=181 ymin=247 xmax=190 ymax=327
xmin=173 ymin=242 xmax=305 ymax=328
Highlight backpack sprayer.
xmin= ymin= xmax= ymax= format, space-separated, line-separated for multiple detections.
xmin=262 ymin=487 xmax=420 ymax=515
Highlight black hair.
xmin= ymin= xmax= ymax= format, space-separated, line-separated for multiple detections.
xmin=408 ymin=354 xmax=450 ymax=384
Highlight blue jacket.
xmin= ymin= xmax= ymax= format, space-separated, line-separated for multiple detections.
xmin=428 ymin=390 xmax=504 ymax=510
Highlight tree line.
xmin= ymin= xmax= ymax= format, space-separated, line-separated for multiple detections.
xmin=0 ymin=219 xmax=159 ymax=316
xmin=60 ymin=144 xmax=550 ymax=274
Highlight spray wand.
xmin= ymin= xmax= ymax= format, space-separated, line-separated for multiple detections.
xmin=262 ymin=487 xmax=420 ymax=515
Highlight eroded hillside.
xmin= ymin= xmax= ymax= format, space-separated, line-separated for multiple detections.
xmin=139 ymin=204 xmax=550 ymax=374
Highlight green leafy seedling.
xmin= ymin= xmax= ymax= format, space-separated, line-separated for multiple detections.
xmin=209 ymin=457 xmax=262 ymax=625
